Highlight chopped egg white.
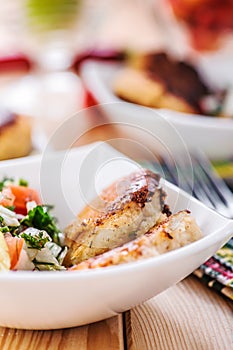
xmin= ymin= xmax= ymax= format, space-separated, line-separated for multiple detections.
xmin=0 ymin=205 xmax=20 ymax=227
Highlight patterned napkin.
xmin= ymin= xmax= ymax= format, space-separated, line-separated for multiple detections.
xmin=194 ymin=238 xmax=233 ymax=300
xmin=194 ymin=160 xmax=233 ymax=301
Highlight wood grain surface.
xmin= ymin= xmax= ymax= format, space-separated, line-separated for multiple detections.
xmin=0 ymin=316 xmax=124 ymax=350
xmin=126 ymin=276 xmax=233 ymax=350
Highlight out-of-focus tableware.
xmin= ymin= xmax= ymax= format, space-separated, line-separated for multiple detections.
xmin=80 ymin=60 xmax=233 ymax=159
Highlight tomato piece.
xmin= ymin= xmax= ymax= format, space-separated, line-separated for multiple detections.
xmin=0 ymin=188 xmax=15 ymax=207
xmin=4 ymin=235 xmax=24 ymax=270
xmin=8 ymin=185 xmax=41 ymax=215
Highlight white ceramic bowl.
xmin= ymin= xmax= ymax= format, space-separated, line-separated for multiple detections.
xmin=0 ymin=142 xmax=232 ymax=330
xmin=80 ymin=60 xmax=233 ymax=160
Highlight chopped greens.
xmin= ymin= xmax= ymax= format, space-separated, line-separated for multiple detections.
xmin=33 ymin=259 xmax=55 ymax=266
xmin=32 ymin=258 xmax=66 ymax=271
xmin=20 ymin=205 xmax=60 ymax=243
xmin=0 ymin=176 xmax=29 ymax=190
xmin=18 ymin=178 xmax=28 ymax=187
xmin=0 ymin=227 xmax=10 ymax=233
xmin=0 ymin=175 xmax=67 ymax=271
xmin=0 ymin=177 xmax=14 ymax=191
xmin=5 ymin=206 xmax=15 ymax=212
xmin=21 ymin=231 xmax=50 ymax=250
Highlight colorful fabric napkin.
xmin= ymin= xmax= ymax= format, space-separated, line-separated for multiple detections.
xmin=194 ymin=238 xmax=233 ymax=300
xmin=194 ymin=160 xmax=233 ymax=301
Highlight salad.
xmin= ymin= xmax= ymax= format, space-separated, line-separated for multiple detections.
xmin=0 ymin=177 xmax=67 ymax=271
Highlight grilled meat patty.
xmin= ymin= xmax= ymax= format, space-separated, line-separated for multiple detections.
xmin=113 ymin=52 xmax=222 ymax=116
xmin=70 ymin=211 xmax=203 ymax=270
xmin=64 ymin=170 xmax=169 ymax=266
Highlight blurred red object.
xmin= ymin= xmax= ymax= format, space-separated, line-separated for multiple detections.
xmin=71 ymin=48 xmax=126 ymax=73
xmin=83 ymin=89 xmax=98 ymax=108
xmin=0 ymin=54 xmax=33 ymax=73
xmin=72 ymin=49 xmax=126 ymax=108
xmin=168 ymin=0 xmax=233 ymax=50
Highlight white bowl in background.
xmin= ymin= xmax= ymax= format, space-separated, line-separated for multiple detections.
xmin=80 ymin=60 xmax=233 ymax=160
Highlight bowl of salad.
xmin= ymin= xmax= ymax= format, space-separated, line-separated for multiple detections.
xmin=0 ymin=176 xmax=68 ymax=272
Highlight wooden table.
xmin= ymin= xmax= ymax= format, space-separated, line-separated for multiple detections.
xmin=0 ymin=276 xmax=232 ymax=349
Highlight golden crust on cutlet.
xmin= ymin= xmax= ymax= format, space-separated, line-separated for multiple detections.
xmin=78 ymin=169 xmax=162 ymax=221
xmin=64 ymin=170 xmax=168 ymax=266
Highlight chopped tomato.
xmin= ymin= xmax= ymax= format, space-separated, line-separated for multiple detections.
xmin=0 ymin=188 xmax=15 ymax=207
xmin=4 ymin=235 xmax=24 ymax=270
xmin=7 ymin=185 xmax=41 ymax=215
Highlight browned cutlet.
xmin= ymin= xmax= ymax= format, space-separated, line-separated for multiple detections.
xmin=64 ymin=170 xmax=169 ymax=266
xmin=113 ymin=51 xmax=219 ymax=115
xmin=70 ymin=210 xmax=203 ymax=270
xmin=143 ymin=52 xmax=209 ymax=114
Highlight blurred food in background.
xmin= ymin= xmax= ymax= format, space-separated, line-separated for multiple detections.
xmin=167 ymin=0 xmax=233 ymax=51
xmin=113 ymin=51 xmax=229 ymax=117
xmin=0 ymin=0 xmax=232 ymax=161
xmin=26 ymin=0 xmax=82 ymax=32
xmin=0 ymin=0 xmax=87 ymax=149
xmin=0 ymin=1 xmax=155 ymax=131
xmin=0 ymin=108 xmax=32 ymax=160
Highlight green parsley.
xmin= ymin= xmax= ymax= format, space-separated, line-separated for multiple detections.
xmin=0 ymin=176 xmax=28 ymax=190
xmin=0 ymin=226 xmax=9 ymax=233
xmin=20 ymin=205 xmax=60 ymax=242
xmin=18 ymin=178 xmax=28 ymax=187
xmin=0 ymin=177 xmax=14 ymax=191
xmin=21 ymin=231 xmax=49 ymax=250
xmin=5 ymin=206 xmax=15 ymax=212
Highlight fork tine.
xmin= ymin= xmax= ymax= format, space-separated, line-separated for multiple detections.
xmin=191 ymin=152 xmax=233 ymax=218
xmin=162 ymin=154 xmax=194 ymax=194
xmin=144 ymin=155 xmax=212 ymax=206
xmin=191 ymin=158 xmax=231 ymax=214
xmin=142 ymin=151 xmax=233 ymax=219
xmin=193 ymin=152 xmax=233 ymax=205
xmin=161 ymin=153 xmax=217 ymax=209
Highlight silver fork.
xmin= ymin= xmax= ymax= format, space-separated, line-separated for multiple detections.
xmin=142 ymin=151 xmax=233 ymax=219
